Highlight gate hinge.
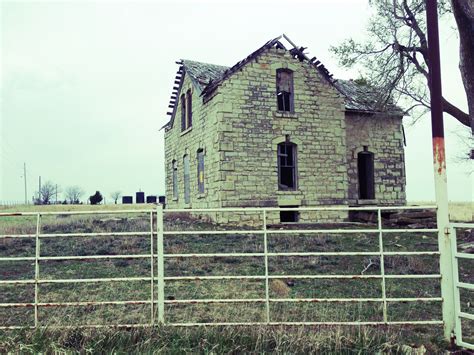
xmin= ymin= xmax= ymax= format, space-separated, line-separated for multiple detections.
xmin=444 ymin=227 xmax=450 ymax=235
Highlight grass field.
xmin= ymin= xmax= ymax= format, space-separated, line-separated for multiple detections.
xmin=0 ymin=203 xmax=472 ymax=353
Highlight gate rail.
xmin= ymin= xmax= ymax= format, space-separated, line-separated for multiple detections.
xmin=451 ymin=222 xmax=474 ymax=350
xmin=0 ymin=205 xmax=443 ymax=329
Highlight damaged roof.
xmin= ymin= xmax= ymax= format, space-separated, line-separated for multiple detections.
xmin=163 ymin=35 xmax=403 ymax=129
xmin=181 ymin=60 xmax=228 ymax=93
xmin=334 ymin=79 xmax=404 ymax=115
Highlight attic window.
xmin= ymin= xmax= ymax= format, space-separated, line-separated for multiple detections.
xmin=276 ymin=69 xmax=294 ymax=112
xmin=186 ymin=89 xmax=193 ymax=128
xmin=180 ymin=90 xmax=192 ymax=132
xmin=180 ymin=94 xmax=186 ymax=131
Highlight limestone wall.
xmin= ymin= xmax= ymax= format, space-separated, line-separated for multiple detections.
xmin=345 ymin=112 xmax=406 ymax=205
xmin=215 ymin=47 xmax=349 ymax=222
xmin=164 ymin=47 xmax=406 ymax=224
xmin=164 ymin=75 xmax=222 ymax=209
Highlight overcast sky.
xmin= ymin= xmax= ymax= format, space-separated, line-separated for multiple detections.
xmin=1 ymin=0 xmax=472 ymax=204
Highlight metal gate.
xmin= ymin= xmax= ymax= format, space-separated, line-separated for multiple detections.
xmin=451 ymin=222 xmax=474 ymax=350
xmin=0 ymin=205 xmax=446 ymax=329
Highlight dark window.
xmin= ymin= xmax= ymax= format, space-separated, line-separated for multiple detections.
xmin=186 ymin=89 xmax=193 ymax=128
xmin=358 ymin=148 xmax=375 ymax=199
xmin=172 ymin=160 xmax=178 ymax=199
xmin=276 ymin=69 xmax=294 ymax=112
xmin=278 ymin=142 xmax=297 ymax=190
xmin=180 ymin=94 xmax=186 ymax=131
xmin=280 ymin=206 xmax=299 ymax=223
xmin=183 ymin=155 xmax=190 ymax=204
xmin=197 ymin=149 xmax=204 ymax=194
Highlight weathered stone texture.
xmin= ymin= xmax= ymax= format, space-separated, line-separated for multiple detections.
xmin=164 ymin=74 xmax=222 ymax=210
xmin=164 ymin=46 xmax=406 ymax=224
xmin=345 ymin=112 xmax=406 ymax=205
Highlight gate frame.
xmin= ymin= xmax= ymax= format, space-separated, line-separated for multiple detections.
xmin=450 ymin=223 xmax=474 ymax=350
xmin=0 ymin=204 xmax=446 ymax=330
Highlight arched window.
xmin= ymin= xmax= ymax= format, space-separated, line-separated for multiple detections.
xmin=278 ymin=142 xmax=297 ymax=190
xmin=172 ymin=160 xmax=178 ymax=200
xmin=180 ymin=94 xmax=186 ymax=131
xmin=197 ymin=149 xmax=204 ymax=194
xmin=186 ymin=89 xmax=193 ymax=129
xmin=276 ymin=69 xmax=294 ymax=112
xmin=358 ymin=147 xmax=375 ymax=199
xmin=183 ymin=154 xmax=190 ymax=204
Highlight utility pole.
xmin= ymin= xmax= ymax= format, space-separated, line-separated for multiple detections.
xmin=38 ymin=176 xmax=41 ymax=204
xmin=23 ymin=163 xmax=28 ymax=204
xmin=55 ymin=184 xmax=58 ymax=204
xmin=426 ymin=0 xmax=454 ymax=341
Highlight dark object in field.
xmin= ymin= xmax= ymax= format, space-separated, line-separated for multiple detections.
xmin=136 ymin=192 xmax=145 ymax=204
xmin=146 ymin=195 xmax=157 ymax=203
xmin=89 ymin=191 xmax=103 ymax=205
xmin=122 ymin=196 xmax=133 ymax=204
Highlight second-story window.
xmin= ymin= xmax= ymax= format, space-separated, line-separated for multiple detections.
xmin=180 ymin=94 xmax=186 ymax=131
xmin=277 ymin=142 xmax=297 ymax=190
xmin=186 ymin=89 xmax=193 ymax=129
xmin=276 ymin=69 xmax=294 ymax=112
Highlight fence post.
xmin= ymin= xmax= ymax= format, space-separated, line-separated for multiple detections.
xmin=150 ymin=211 xmax=154 ymax=325
xmin=156 ymin=204 xmax=165 ymax=324
xmin=263 ymin=210 xmax=270 ymax=323
xmin=450 ymin=227 xmax=462 ymax=344
xmin=425 ymin=0 xmax=455 ymax=340
xmin=34 ymin=213 xmax=41 ymax=328
xmin=377 ymin=209 xmax=387 ymax=323
xmin=437 ymin=210 xmax=455 ymax=339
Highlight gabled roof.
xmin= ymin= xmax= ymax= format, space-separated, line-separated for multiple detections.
xmin=163 ymin=35 xmax=403 ymax=130
xmin=181 ymin=60 xmax=228 ymax=94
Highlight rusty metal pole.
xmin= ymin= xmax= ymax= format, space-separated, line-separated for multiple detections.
xmin=426 ymin=0 xmax=455 ymax=340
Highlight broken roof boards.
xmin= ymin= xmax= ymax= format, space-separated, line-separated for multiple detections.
xmin=163 ymin=34 xmax=403 ymax=130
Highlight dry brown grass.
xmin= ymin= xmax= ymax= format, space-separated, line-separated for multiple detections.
xmin=0 ymin=203 xmax=156 ymax=213
xmin=410 ymin=201 xmax=473 ymax=222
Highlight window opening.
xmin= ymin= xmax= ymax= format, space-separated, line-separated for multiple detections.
xmin=172 ymin=160 xmax=178 ymax=199
xmin=278 ymin=142 xmax=297 ymax=190
xmin=183 ymin=155 xmax=190 ymax=203
xmin=186 ymin=89 xmax=193 ymax=128
xmin=197 ymin=149 xmax=204 ymax=194
xmin=276 ymin=69 xmax=294 ymax=112
xmin=358 ymin=147 xmax=375 ymax=199
xmin=180 ymin=94 xmax=186 ymax=131
xmin=280 ymin=206 xmax=299 ymax=223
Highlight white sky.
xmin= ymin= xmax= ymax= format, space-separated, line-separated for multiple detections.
xmin=0 ymin=0 xmax=472 ymax=203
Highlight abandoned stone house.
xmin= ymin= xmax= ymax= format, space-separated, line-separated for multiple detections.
xmin=162 ymin=36 xmax=406 ymax=223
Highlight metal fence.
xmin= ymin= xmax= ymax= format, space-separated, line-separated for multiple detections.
xmin=0 ymin=205 xmax=447 ymax=330
xmin=451 ymin=222 xmax=474 ymax=350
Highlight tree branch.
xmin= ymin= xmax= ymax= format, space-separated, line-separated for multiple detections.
xmin=442 ymin=97 xmax=471 ymax=127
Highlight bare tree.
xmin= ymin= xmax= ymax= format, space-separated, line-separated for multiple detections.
xmin=331 ymin=0 xmax=473 ymax=133
xmin=65 ymin=186 xmax=84 ymax=204
xmin=110 ymin=191 xmax=122 ymax=204
xmin=35 ymin=180 xmax=57 ymax=205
